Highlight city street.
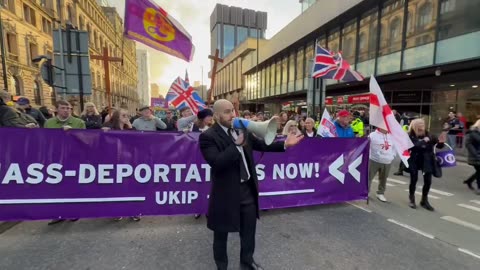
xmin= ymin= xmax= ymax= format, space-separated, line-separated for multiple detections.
xmin=1 ymin=161 xmax=479 ymax=270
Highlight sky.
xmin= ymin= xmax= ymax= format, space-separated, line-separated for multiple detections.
xmin=108 ymin=0 xmax=301 ymax=96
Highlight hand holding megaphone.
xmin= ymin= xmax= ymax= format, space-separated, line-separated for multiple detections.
xmin=232 ymin=117 xmax=278 ymax=145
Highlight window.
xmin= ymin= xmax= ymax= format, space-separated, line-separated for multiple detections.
xmin=327 ymin=28 xmax=340 ymax=52
xmin=29 ymin=43 xmax=38 ymax=66
xmin=405 ymin=0 xmax=437 ymax=49
xmin=389 ymin=19 xmax=402 ymax=46
xmin=42 ymin=17 xmax=52 ymax=34
xmin=379 ymin=0 xmax=404 ymax=56
xmin=33 ymin=81 xmax=42 ymax=105
xmin=4 ymin=0 xmax=15 ymax=13
xmin=342 ymin=19 xmax=357 ymax=65
xmin=304 ymin=42 xmax=314 ymax=78
xmin=23 ymin=4 xmax=36 ymax=26
xmin=237 ymin=27 xmax=248 ymax=45
xmin=418 ymin=2 xmax=433 ymax=29
xmin=223 ymin=24 xmax=235 ymax=57
xmin=6 ymin=33 xmax=18 ymax=61
xmin=288 ymin=51 xmax=295 ymax=83
xmin=67 ymin=5 xmax=75 ymax=25
xmin=275 ymin=60 xmax=281 ymax=94
xmin=13 ymin=76 xmax=22 ymax=96
xmin=438 ymin=0 xmax=480 ymax=40
xmin=281 ymin=56 xmax=288 ymax=91
xmin=440 ymin=0 xmax=456 ymax=14
xmin=436 ymin=0 xmax=480 ymax=63
xmin=79 ymin=16 xmax=85 ymax=30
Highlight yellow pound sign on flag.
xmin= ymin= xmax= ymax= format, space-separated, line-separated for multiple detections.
xmin=143 ymin=8 xmax=176 ymax=42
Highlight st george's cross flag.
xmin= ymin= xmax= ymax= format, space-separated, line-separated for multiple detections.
xmin=369 ymin=76 xmax=413 ymax=167
xmin=166 ymin=77 xmax=206 ymax=114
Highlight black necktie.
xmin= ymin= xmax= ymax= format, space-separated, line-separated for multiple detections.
xmin=228 ymin=128 xmax=249 ymax=181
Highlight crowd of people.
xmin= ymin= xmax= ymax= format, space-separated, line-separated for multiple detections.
xmin=1 ymin=89 xmax=479 ymax=212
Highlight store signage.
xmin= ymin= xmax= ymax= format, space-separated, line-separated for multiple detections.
xmin=325 ymin=98 xmax=333 ymax=105
xmin=348 ymin=94 xmax=370 ymax=104
xmin=337 ymin=96 xmax=344 ymax=104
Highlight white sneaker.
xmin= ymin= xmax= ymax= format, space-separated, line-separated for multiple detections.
xmin=376 ymin=194 xmax=387 ymax=202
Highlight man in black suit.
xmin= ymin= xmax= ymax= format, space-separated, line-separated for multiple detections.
xmin=199 ymin=99 xmax=303 ymax=270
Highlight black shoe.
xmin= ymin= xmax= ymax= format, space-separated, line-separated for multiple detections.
xmin=393 ymin=172 xmax=403 ymax=176
xmin=408 ymin=194 xmax=416 ymax=209
xmin=420 ymin=197 xmax=434 ymax=211
xmin=48 ymin=219 xmax=65 ymax=225
xmin=464 ymin=180 xmax=474 ymax=190
xmin=194 ymin=214 xmax=201 ymax=219
xmin=131 ymin=216 xmax=141 ymax=222
xmin=241 ymin=261 xmax=264 ymax=270
xmin=69 ymin=218 xmax=79 ymax=222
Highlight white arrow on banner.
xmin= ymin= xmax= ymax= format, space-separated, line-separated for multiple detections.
xmin=328 ymin=154 xmax=364 ymax=184
xmin=348 ymin=154 xmax=363 ymax=183
xmin=329 ymin=155 xmax=345 ymax=184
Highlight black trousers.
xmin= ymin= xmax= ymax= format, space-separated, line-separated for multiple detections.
xmin=465 ymin=165 xmax=480 ymax=189
xmin=213 ymin=181 xmax=257 ymax=270
xmin=409 ymin=170 xmax=432 ymax=197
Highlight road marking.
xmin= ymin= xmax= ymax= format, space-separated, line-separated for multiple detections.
xmin=470 ymin=200 xmax=480 ymax=206
xmin=441 ymin=216 xmax=480 ymax=231
xmin=347 ymin=202 xmax=372 ymax=213
xmin=458 ymin=204 xmax=480 ymax=213
xmin=373 ymin=180 xmax=396 ymax=187
xmin=387 ymin=178 xmax=407 ymax=185
xmin=259 ymin=189 xmax=315 ymax=196
xmin=0 ymin=197 xmax=146 ymax=204
xmin=458 ymin=248 xmax=480 ymax=260
xmin=387 ymin=219 xmax=435 ymax=239
xmin=419 ymin=186 xmax=454 ymax=197
xmin=404 ymin=190 xmax=440 ymax=199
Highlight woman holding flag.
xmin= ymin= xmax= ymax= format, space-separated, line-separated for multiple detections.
xmin=407 ymin=119 xmax=445 ymax=211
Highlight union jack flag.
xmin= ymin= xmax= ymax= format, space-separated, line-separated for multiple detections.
xmin=166 ymin=77 xmax=206 ymax=114
xmin=312 ymin=45 xmax=337 ymax=78
xmin=312 ymin=45 xmax=364 ymax=82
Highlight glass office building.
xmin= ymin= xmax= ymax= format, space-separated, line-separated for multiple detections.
xmin=210 ymin=4 xmax=267 ymax=58
xmin=243 ymin=0 xmax=480 ymax=134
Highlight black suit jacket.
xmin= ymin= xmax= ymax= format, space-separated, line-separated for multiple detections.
xmin=199 ymin=123 xmax=285 ymax=232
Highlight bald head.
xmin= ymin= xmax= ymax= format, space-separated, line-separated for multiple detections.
xmin=213 ymin=99 xmax=235 ymax=127
xmin=213 ymin=99 xmax=232 ymax=113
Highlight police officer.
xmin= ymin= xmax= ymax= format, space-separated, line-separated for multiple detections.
xmin=352 ymin=111 xmax=365 ymax=137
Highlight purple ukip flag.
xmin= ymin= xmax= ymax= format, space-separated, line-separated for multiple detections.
xmin=124 ymin=0 xmax=195 ymax=62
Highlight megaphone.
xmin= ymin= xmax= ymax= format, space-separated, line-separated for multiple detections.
xmin=233 ymin=117 xmax=278 ymax=145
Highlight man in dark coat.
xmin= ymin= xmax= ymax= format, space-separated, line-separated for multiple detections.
xmin=199 ymin=99 xmax=303 ymax=270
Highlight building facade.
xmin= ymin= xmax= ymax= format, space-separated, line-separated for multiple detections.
xmin=136 ymin=49 xmax=151 ymax=106
xmin=210 ymin=4 xmax=267 ymax=58
xmin=0 ymin=0 xmax=139 ymax=112
xmin=0 ymin=0 xmax=57 ymax=107
xmin=151 ymin=83 xmax=160 ymax=99
xmin=235 ymin=0 xmax=479 ymax=135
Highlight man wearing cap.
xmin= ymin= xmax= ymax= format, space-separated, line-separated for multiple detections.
xmin=334 ymin=110 xmax=355 ymax=138
xmin=16 ymin=97 xmax=46 ymax=127
xmin=0 ymin=90 xmax=38 ymax=128
xmin=162 ymin=110 xmax=177 ymax=131
xmin=132 ymin=106 xmax=166 ymax=131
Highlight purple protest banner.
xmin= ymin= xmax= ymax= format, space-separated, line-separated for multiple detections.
xmin=124 ymin=0 xmax=195 ymax=62
xmin=0 ymin=129 xmax=369 ymax=221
